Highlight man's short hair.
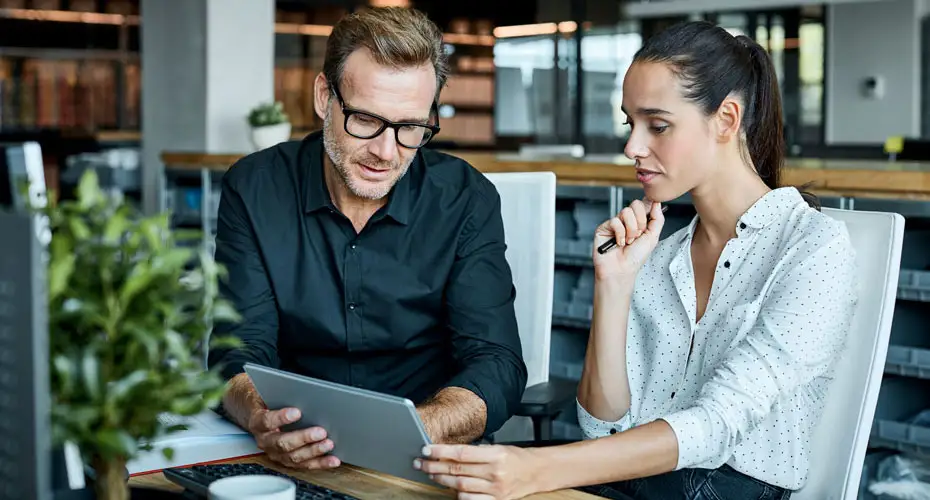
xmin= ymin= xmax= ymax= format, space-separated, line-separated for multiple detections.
xmin=323 ymin=7 xmax=450 ymax=100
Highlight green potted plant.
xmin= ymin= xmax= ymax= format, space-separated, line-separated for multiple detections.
xmin=38 ymin=171 xmax=240 ymax=500
xmin=247 ymin=101 xmax=292 ymax=151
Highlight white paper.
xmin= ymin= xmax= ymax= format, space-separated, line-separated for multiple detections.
xmin=154 ymin=410 xmax=248 ymax=441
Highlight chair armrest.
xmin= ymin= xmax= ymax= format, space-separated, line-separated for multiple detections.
xmin=516 ymin=377 xmax=578 ymax=418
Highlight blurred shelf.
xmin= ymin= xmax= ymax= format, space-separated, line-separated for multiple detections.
xmin=885 ymin=345 xmax=930 ymax=380
xmin=898 ymin=269 xmax=930 ymax=302
xmin=554 ymin=238 xmax=593 ymax=268
xmin=552 ymin=300 xmax=591 ymax=330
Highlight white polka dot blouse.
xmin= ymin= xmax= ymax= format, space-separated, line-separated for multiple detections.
xmin=577 ymin=187 xmax=859 ymax=490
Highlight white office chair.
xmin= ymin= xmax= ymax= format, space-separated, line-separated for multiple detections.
xmin=793 ymin=208 xmax=904 ymax=500
xmin=481 ymin=172 xmax=558 ymax=442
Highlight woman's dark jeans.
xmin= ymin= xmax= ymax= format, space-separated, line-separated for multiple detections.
xmin=577 ymin=464 xmax=792 ymax=500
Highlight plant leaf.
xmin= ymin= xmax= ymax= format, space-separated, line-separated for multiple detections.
xmin=162 ymin=447 xmax=175 ymax=461
xmin=52 ymin=354 xmax=76 ymax=395
xmin=108 ymin=370 xmax=149 ymax=401
xmin=81 ymin=351 xmax=100 ymax=401
xmin=119 ymin=262 xmax=153 ymax=305
xmin=76 ymin=170 xmax=103 ymax=209
xmin=211 ymin=301 xmax=241 ymax=324
xmin=103 ymin=210 xmax=129 ymax=244
xmin=95 ymin=428 xmax=138 ymax=457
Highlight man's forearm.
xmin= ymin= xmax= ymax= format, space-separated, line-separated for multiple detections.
xmin=221 ymin=373 xmax=266 ymax=430
xmin=417 ymin=387 xmax=487 ymax=444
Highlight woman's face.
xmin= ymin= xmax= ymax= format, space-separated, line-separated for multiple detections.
xmin=621 ymin=61 xmax=722 ymax=202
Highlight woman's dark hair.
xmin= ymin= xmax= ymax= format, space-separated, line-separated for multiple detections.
xmin=633 ymin=21 xmax=819 ymax=209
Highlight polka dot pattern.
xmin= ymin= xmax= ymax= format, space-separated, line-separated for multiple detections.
xmin=576 ymin=187 xmax=858 ymax=490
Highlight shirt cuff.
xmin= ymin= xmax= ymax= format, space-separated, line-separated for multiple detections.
xmin=660 ymin=406 xmax=720 ymax=470
xmin=576 ymin=398 xmax=632 ymax=439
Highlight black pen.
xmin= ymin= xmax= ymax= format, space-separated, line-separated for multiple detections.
xmin=596 ymin=205 xmax=669 ymax=255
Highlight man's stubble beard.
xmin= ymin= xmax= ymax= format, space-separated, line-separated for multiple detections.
xmin=322 ymin=110 xmax=414 ymax=201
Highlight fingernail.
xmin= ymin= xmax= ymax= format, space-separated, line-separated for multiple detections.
xmin=286 ymin=409 xmax=300 ymax=421
xmin=413 ymin=459 xmax=422 ymax=469
xmin=310 ymin=428 xmax=324 ymax=441
xmin=421 ymin=446 xmax=431 ymax=457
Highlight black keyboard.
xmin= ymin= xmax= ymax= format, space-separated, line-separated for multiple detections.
xmin=164 ymin=463 xmax=359 ymax=500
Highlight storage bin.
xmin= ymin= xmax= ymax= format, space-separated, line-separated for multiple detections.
xmin=898 ymin=269 xmax=930 ymax=302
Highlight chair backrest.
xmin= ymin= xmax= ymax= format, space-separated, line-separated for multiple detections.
xmin=482 ymin=172 xmax=556 ymax=388
xmin=793 ymin=208 xmax=904 ymax=500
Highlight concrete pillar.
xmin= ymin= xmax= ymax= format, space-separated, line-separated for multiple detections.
xmin=140 ymin=0 xmax=275 ymax=214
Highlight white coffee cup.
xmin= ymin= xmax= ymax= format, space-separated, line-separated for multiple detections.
xmin=208 ymin=475 xmax=297 ymax=500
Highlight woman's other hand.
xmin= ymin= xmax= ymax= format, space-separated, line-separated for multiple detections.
xmin=414 ymin=444 xmax=543 ymax=500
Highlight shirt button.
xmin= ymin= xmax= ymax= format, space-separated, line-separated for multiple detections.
xmin=739 ymin=222 xmax=747 ymax=230
xmin=350 ymin=243 xmax=357 ymax=249
xmin=609 ymin=428 xmax=617 ymax=435
xmin=723 ymin=261 xmax=731 ymax=268
xmin=671 ymin=391 xmax=676 ymax=399
xmin=347 ymin=303 xmax=356 ymax=310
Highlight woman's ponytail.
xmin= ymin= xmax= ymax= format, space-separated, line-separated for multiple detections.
xmin=737 ymin=36 xmax=784 ymax=193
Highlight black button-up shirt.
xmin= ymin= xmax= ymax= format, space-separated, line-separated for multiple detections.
xmin=207 ymin=131 xmax=527 ymax=435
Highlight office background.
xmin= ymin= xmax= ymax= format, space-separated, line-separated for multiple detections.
xmin=2 ymin=0 xmax=930 ymax=497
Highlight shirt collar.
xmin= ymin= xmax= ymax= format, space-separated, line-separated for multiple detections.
xmin=300 ymin=130 xmax=412 ymax=225
xmin=677 ymin=186 xmax=803 ymax=244
xmin=738 ymin=187 xmax=804 ymax=229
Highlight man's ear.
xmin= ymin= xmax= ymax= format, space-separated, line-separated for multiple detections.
xmin=313 ymin=73 xmax=330 ymax=122
xmin=714 ymin=96 xmax=743 ymax=143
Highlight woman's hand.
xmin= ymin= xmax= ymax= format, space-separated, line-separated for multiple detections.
xmin=414 ymin=444 xmax=544 ymax=500
xmin=592 ymin=199 xmax=665 ymax=280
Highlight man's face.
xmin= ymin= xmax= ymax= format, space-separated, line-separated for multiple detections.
xmin=321 ymin=48 xmax=436 ymax=200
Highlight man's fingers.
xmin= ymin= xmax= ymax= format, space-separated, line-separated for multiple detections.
xmin=272 ymin=426 xmax=327 ymax=453
xmin=295 ymin=454 xmax=341 ymax=470
xmin=284 ymin=438 xmax=334 ymax=463
xmin=257 ymin=407 xmax=301 ymax=432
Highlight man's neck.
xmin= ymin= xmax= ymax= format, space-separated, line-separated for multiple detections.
xmin=324 ymin=157 xmax=386 ymax=233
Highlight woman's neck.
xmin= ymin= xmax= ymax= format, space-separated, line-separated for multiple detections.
xmin=691 ymin=161 xmax=772 ymax=246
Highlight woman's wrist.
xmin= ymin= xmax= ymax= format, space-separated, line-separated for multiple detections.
xmin=594 ymin=272 xmax=638 ymax=294
xmin=526 ymin=446 xmax=559 ymax=494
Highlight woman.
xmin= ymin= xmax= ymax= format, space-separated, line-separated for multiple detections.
xmin=413 ymin=20 xmax=858 ymax=500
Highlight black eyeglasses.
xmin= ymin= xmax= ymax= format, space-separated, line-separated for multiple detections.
xmin=330 ymin=84 xmax=440 ymax=149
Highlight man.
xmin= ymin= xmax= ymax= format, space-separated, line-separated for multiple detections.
xmin=207 ymin=6 xmax=527 ymax=472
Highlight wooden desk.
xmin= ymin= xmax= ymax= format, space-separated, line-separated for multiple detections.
xmin=129 ymin=455 xmax=598 ymax=499
xmin=160 ymin=150 xmax=930 ymax=201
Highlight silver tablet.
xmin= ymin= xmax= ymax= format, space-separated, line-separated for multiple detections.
xmin=243 ymin=363 xmax=433 ymax=484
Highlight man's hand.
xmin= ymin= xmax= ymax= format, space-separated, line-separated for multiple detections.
xmin=414 ymin=444 xmax=544 ymax=500
xmin=247 ymin=407 xmax=341 ymax=470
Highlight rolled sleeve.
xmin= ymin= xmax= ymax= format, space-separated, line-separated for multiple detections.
xmin=577 ymin=399 xmax=632 ymax=439
xmin=207 ymin=171 xmax=281 ymax=381
xmin=662 ymin=234 xmax=858 ymax=470
xmin=441 ymin=183 xmax=528 ymax=436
